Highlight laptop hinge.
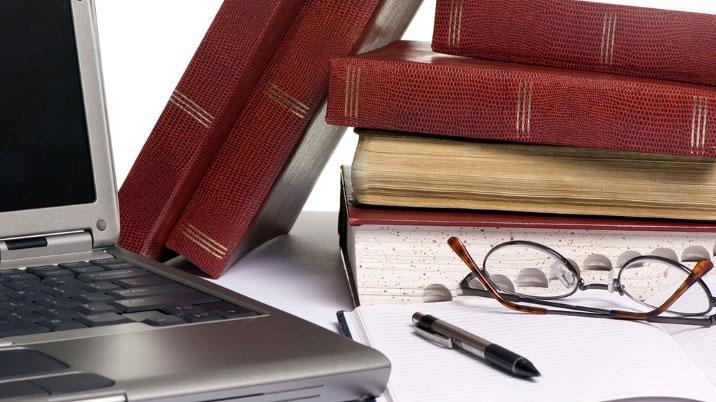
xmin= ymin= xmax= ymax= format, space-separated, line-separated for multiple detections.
xmin=0 ymin=231 xmax=95 ymax=268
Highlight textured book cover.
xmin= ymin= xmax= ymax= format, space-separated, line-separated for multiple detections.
xmin=432 ymin=0 xmax=716 ymax=86
xmin=118 ymin=0 xmax=305 ymax=260
xmin=339 ymin=167 xmax=716 ymax=306
xmin=326 ymin=41 xmax=716 ymax=158
xmin=166 ymin=0 xmax=423 ymax=278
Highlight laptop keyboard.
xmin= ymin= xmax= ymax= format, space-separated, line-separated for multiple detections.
xmin=0 ymin=257 xmax=258 ymax=338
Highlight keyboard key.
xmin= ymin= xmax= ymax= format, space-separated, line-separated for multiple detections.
xmin=44 ymin=285 xmax=84 ymax=298
xmin=80 ymin=281 xmax=120 ymax=292
xmin=26 ymin=265 xmax=60 ymax=275
xmin=2 ymin=273 xmax=39 ymax=282
xmin=180 ymin=311 xmax=223 ymax=323
xmin=32 ymin=373 xmax=114 ymax=395
xmin=159 ymin=303 xmax=204 ymax=315
xmin=144 ymin=314 xmax=186 ymax=327
xmin=65 ymin=265 xmax=105 ymax=275
xmin=0 ymin=380 xmax=49 ymax=399
xmin=115 ymin=275 xmax=172 ymax=288
xmin=36 ymin=269 xmax=74 ymax=279
xmin=78 ymin=268 xmax=147 ymax=283
xmin=101 ymin=262 xmax=136 ymax=270
xmin=76 ymin=313 xmax=131 ymax=327
xmin=0 ymin=321 xmax=50 ymax=337
xmin=6 ymin=290 xmax=45 ymax=302
xmin=205 ymin=302 xmax=258 ymax=319
xmin=122 ymin=310 xmax=167 ymax=322
xmin=0 ymin=269 xmax=25 ymax=276
xmin=111 ymin=293 xmax=220 ymax=313
xmin=54 ymin=309 xmax=84 ymax=320
xmin=90 ymin=257 xmax=123 ymax=266
xmin=108 ymin=284 xmax=190 ymax=299
xmin=42 ymin=277 xmax=82 ymax=288
xmin=74 ymin=302 xmax=118 ymax=315
xmin=58 ymin=261 xmax=93 ymax=269
xmin=42 ymin=319 xmax=87 ymax=331
xmin=0 ymin=300 xmax=29 ymax=312
xmin=72 ymin=292 xmax=113 ymax=303
xmin=5 ymin=281 xmax=34 ymax=291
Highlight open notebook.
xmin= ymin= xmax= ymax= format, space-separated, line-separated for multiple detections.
xmin=339 ymin=278 xmax=716 ymax=402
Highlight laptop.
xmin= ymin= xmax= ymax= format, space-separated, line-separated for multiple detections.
xmin=0 ymin=1 xmax=390 ymax=401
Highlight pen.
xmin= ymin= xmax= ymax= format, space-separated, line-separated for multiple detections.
xmin=412 ymin=312 xmax=541 ymax=378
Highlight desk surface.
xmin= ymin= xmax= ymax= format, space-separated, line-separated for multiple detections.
xmin=210 ymin=211 xmax=353 ymax=331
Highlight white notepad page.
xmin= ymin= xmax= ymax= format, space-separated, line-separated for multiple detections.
xmin=345 ymin=280 xmax=716 ymax=402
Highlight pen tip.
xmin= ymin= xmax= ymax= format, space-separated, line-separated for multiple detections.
xmin=514 ymin=359 xmax=541 ymax=378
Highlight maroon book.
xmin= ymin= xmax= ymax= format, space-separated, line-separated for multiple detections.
xmin=432 ymin=0 xmax=716 ymax=86
xmin=118 ymin=0 xmax=305 ymax=260
xmin=166 ymin=0 xmax=422 ymax=278
xmin=326 ymin=41 xmax=716 ymax=158
xmin=337 ymin=167 xmax=716 ymax=306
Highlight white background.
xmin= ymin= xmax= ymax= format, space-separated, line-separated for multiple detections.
xmin=96 ymin=0 xmax=715 ymax=212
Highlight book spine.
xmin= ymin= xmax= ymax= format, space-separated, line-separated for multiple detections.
xmin=432 ymin=0 xmax=716 ymax=86
xmin=117 ymin=0 xmax=305 ymax=260
xmin=165 ymin=0 xmax=422 ymax=278
xmin=326 ymin=43 xmax=716 ymax=158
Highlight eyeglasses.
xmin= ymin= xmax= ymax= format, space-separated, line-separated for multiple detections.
xmin=448 ymin=237 xmax=716 ymax=327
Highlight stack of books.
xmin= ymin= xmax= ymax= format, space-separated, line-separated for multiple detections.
xmin=326 ymin=0 xmax=716 ymax=306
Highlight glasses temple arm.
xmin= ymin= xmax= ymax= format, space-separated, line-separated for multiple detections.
xmin=448 ymin=237 xmax=547 ymax=315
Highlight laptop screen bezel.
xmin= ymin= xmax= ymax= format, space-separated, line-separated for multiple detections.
xmin=0 ymin=0 xmax=119 ymax=248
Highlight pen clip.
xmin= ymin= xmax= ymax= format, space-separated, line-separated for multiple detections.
xmin=414 ymin=326 xmax=454 ymax=349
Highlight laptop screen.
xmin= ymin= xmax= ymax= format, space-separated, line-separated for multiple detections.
xmin=0 ymin=0 xmax=96 ymax=213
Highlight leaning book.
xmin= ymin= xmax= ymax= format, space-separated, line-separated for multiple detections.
xmin=339 ymin=167 xmax=716 ymax=306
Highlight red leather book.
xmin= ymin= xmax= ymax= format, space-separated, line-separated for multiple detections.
xmin=118 ymin=0 xmax=305 ymax=260
xmin=432 ymin=0 xmax=716 ymax=87
xmin=326 ymin=41 xmax=716 ymax=158
xmin=337 ymin=167 xmax=716 ymax=306
xmin=165 ymin=0 xmax=422 ymax=278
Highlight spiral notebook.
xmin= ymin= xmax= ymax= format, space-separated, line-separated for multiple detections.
xmin=339 ymin=279 xmax=716 ymax=402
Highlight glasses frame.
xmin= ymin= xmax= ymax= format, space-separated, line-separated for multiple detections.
xmin=449 ymin=237 xmax=716 ymax=327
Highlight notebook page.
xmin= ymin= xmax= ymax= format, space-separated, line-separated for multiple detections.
xmin=350 ymin=300 xmax=716 ymax=402
xmin=665 ymin=277 xmax=716 ymax=386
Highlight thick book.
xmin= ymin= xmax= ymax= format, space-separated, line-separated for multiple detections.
xmin=339 ymin=295 xmax=716 ymax=401
xmin=339 ymin=166 xmax=716 ymax=306
xmin=118 ymin=0 xmax=305 ymax=260
xmin=432 ymin=0 xmax=716 ymax=86
xmin=326 ymin=41 xmax=716 ymax=158
xmin=350 ymin=132 xmax=716 ymax=222
xmin=165 ymin=0 xmax=423 ymax=278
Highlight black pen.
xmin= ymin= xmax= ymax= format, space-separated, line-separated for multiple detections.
xmin=412 ymin=312 xmax=541 ymax=378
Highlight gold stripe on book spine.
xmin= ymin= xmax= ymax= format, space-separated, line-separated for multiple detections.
xmin=169 ymin=90 xmax=214 ymax=128
xmin=266 ymin=83 xmax=309 ymax=119
xmin=447 ymin=0 xmax=465 ymax=46
xmin=692 ymin=96 xmax=710 ymax=152
xmin=181 ymin=224 xmax=228 ymax=259
xmin=344 ymin=67 xmax=361 ymax=119
xmin=600 ymin=13 xmax=618 ymax=65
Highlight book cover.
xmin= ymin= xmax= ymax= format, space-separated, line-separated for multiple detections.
xmin=166 ymin=0 xmax=423 ymax=278
xmin=118 ymin=0 xmax=305 ymax=260
xmin=339 ymin=167 xmax=716 ymax=306
xmin=326 ymin=41 xmax=716 ymax=158
xmin=433 ymin=0 xmax=716 ymax=86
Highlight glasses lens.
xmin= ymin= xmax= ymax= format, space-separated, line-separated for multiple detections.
xmin=619 ymin=258 xmax=711 ymax=315
xmin=484 ymin=243 xmax=577 ymax=298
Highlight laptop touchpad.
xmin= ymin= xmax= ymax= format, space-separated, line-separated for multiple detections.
xmin=0 ymin=349 xmax=68 ymax=380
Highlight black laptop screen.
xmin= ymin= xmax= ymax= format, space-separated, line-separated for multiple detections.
xmin=0 ymin=0 xmax=96 ymax=213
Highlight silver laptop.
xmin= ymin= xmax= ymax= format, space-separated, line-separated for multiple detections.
xmin=0 ymin=1 xmax=390 ymax=401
